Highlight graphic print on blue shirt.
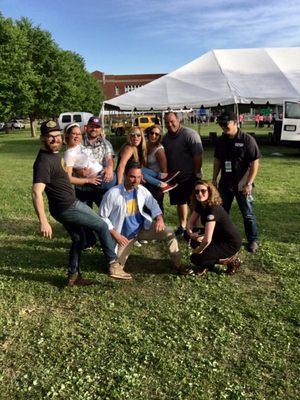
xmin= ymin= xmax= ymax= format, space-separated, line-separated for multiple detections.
xmin=121 ymin=190 xmax=144 ymax=239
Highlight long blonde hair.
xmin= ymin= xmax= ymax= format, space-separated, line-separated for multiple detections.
xmin=125 ymin=127 xmax=147 ymax=166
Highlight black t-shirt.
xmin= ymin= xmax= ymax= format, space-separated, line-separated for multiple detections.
xmin=33 ymin=149 xmax=76 ymax=217
xmin=214 ymin=130 xmax=261 ymax=190
xmin=195 ymin=203 xmax=242 ymax=251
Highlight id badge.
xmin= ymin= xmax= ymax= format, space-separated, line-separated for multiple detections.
xmin=225 ymin=161 xmax=232 ymax=173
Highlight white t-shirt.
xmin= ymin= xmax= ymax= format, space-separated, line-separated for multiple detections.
xmin=147 ymin=145 xmax=164 ymax=173
xmin=64 ymin=144 xmax=103 ymax=177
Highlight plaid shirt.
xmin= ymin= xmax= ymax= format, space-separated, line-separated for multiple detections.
xmin=76 ymin=135 xmax=115 ymax=192
xmin=82 ymin=135 xmax=114 ymax=167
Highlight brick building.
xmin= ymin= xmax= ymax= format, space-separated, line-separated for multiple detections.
xmin=91 ymin=70 xmax=165 ymax=100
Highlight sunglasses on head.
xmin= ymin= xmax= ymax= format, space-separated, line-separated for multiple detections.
xmin=195 ymin=188 xmax=208 ymax=195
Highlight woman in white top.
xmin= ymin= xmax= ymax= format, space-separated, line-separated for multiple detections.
xmin=64 ymin=123 xmax=101 ymax=186
xmin=63 ymin=122 xmax=117 ymax=199
xmin=146 ymin=124 xmax=168 ymax=173
xmin=145 ymin=124 xmax=171 ymax=212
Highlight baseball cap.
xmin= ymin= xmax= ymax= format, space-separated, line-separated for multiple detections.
xmin=87 ymin=116 xmax=101 ymax=127
xmin=217 ymin=111 xmax=237 ymax=125
xmin=40 ymin=120 xmax=62 ymax=136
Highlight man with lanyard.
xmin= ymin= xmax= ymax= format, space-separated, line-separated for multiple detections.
xmin=163 ymin=112 xmax=203 ymax=237
xmin=32 ymin=120 xmax=122 ymax=286
xmin=75 ymin=116 xmax=116 ymax=208
xmin=99 ymin=162 xmax=190 ymax=280
xmin=212 ymin=111 xmax=261 ymax=253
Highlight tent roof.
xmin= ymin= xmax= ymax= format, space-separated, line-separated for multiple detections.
xmin=104 ymin=48 xmax=300 ymax=110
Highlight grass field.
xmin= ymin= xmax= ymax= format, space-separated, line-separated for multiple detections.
xmin=0 ymin=130 xmax=299 ymax=399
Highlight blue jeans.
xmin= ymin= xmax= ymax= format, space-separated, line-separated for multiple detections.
xmin=75 ymin=172 xmax=117 ymax=208
xmin=75 ymin=173 xmax=117 ymax=248
xmin=55 ymin=200 xmax=116 ymax=276
xmin=142 ymin=167 xmax=161 ymax=187
xmin=219 ymin=185 xmax=258 ymax=243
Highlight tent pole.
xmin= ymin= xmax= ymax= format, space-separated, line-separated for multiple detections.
xmin=235 ymin=103 xmax=240 ymax=128
xmin=162 ymin=111 xmax=165 ymax=134
xmin=99 ymin=103 xmax=105 ymax=133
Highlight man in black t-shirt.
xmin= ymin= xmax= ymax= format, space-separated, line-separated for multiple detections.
xmin=212 ymin=112 xmax=261 ymax=253
xmin=32 ymin=120 xmax=127 ymax=286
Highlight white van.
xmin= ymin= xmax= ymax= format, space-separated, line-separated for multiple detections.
xmin=58 ymin=112 xmax=94 ymax=133
xmin=273 ymin=101 xmax=300 ymax=148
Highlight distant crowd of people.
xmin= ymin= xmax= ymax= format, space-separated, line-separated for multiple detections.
xmin=32 ymin=111 xmax=261 ymax=286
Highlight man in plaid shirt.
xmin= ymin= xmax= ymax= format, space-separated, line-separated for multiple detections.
xmin=75 ymin=116 xmax=116 ymax=208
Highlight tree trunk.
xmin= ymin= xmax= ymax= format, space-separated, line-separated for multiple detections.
xmin=30 ymin=115 xmax=36 ymax=137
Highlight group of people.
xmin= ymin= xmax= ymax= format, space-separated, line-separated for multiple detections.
xmin=32 ymin=111 xmax=261 ymax=286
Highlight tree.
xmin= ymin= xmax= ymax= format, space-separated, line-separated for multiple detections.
xmin=0 ymin=14 xmax=36 ymax=128
xmin=0 ymin=15 xmax=104 ymax=137
xmin=17 ymin=18 xmax=104 ymax=136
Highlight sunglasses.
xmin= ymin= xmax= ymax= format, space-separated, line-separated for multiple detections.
xmin=195 ymin=188 xmax=208 ymax=195
xmin=130 ymin=133 xmax=141 ymax=138
xmin=149 ymin=131 xmax=160 ymax=136
xmin=47 ymin=134 xmax=61 ymax=140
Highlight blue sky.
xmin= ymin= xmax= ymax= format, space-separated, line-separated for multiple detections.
xmin=1 ymin=0 xmax=300 ymax=74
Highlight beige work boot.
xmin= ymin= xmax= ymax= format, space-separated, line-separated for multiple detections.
xmin=108 ymin=262 xmax=132 ymax=280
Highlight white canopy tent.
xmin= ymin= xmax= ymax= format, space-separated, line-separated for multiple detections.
xmin=103 ymin=48 xmax=300 ymax=112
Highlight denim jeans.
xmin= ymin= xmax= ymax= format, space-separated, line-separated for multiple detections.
xmin=75 ymin=172 xmax=117 ymax=208
xmin=75 ymin=173 xmax=117 ymax=249
xmin=219 ymin=185 xmax=258 ymax=243
xmin=142 ymin=167 xmax=161 ymax=187
xmin=56 ymin=200 xmax=116 ymax=276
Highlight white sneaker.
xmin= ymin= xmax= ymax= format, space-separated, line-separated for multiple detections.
xmin=134 ymin=241 xmax=142 ymax=247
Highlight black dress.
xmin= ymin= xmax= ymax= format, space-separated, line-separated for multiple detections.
xmin=190 ymin=203 xmax=242 ymax=268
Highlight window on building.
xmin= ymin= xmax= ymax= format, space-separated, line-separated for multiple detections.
xmin=115 ymin=86 xmax=119 ymax=95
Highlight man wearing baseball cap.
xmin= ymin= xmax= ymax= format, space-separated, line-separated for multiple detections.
xmin=74 ymin=116 xmax=116 ymax=209
xmin=212 ymin=111 xmax=261 ymax=253
xmin=32 ymin=120 xmax=127 ymax=286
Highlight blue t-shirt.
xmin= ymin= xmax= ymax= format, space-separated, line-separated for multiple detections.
xmin=121 ymin=189 xmax=144 ymax=239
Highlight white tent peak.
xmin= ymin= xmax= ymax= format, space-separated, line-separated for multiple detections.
xmin=104 ymin=47 xmax=300 ymax=111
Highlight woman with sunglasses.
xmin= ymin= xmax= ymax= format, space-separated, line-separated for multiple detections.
xmin=145 ymin=124 xmax=169 ymax=211
xmin=186 ymin=180 xmax=242 ymax=276
xmin=117 ymin=127 xmax=178 ymax=192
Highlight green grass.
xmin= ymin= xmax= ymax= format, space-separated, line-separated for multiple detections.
xmin=0 ymin=131 xmax=299 ymax=399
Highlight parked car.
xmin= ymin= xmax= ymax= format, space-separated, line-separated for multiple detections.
xmin=5 ymin=120 xmax=25 ymax=129
xmin=58 ymin=112 xmax=93 ymax=133
xmin=110 ymin=114 xmax=161 ymax=136
xmin=134 ymin=115 xmax=161 ymax=131
xmin=111 ymin=119 xmax=133 ymax=136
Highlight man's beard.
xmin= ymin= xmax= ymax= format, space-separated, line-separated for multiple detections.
xmin=45 ymin=141 xmax=62 ymax=152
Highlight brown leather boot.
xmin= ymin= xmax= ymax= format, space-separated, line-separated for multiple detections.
xmin=225 ymin=256 xmax=242 ymax=275
xmin=67 ymin=273 xmax=97 ymax=287
xmin=108 ymin=262 xmax=132 ymax=280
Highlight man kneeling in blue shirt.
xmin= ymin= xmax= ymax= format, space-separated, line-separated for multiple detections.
xmin=99 ymin=162 xmax=187 ymax=279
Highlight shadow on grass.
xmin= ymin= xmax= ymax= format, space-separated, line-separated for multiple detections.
xmin=0 ymin=240 xmax=176 ymax=288
xmin=0 ymin=267 xmax=66 ymax=288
